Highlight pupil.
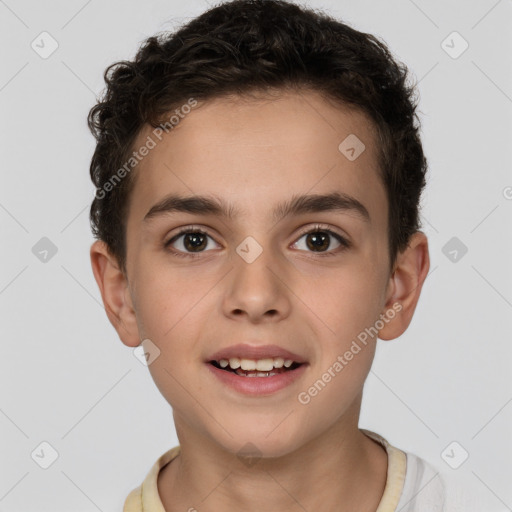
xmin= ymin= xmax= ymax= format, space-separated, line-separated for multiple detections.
xmin=307 ymin=232 xmax=329 ymax=251
xmin=184 ymin=233 xmax=206 ymax=251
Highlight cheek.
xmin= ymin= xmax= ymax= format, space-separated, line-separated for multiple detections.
xmin=133 ymin=262 xmax=207 ymax=339
xmin=295 ymin=259 xmax=385 ymax=418
xmin=298 ymin=263 xmax=385 ymax=342
xmin=132 ymin=261 xmax=213 ymax=388
xmin=296 ymin=339 xmax=377 ymax=427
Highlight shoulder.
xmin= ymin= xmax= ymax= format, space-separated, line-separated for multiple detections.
xmin=361 ymin=430 xmax=491 ymax=512
xmin=122 ymin=446 xmax=181 ymax=512
xmin=440 ymin=469 xmax=496 ymax=512
xmin=396 ymin=451 xmax=446 ymax=512
xmin=398 ymin=451 xmax=488 ymax=512
xmin=123 ymin=485 xmax=142 ymax=512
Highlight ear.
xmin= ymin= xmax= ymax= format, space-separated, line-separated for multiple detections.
xmin=90 ymin=240 xmax=141 ymax=347
xmin=378 ymin=231 xmax=430 ymax=341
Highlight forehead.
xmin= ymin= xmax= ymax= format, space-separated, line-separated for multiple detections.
xmin=126 ymin=89 xmax=386 ymax=231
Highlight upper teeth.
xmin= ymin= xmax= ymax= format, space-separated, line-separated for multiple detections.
xmin=218 ymin=357 xmax=295 ymax=371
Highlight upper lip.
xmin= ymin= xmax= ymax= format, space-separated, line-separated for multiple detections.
xmin=208 ymin=343 xmax=307 ymax=364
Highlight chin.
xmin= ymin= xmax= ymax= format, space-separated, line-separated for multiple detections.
xmin=213 ymin=420 xmax=306 ymax=460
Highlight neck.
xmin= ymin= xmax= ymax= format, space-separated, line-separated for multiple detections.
xmin=158 ymin=403 xmax=388 ymax=512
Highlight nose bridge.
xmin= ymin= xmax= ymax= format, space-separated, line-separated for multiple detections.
xmin=223 ymin=235 xmax=290 ymax=320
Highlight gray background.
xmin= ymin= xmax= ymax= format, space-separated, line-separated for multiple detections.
xmin=1 ymin=0 xmax=511 ymax=510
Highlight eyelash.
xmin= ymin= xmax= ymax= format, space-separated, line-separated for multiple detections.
xmin=164 ymin=224 xmax=351 ymax=259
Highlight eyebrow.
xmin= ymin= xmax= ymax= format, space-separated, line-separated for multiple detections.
xmin=143 ymin=192 xmax=371 ymax=224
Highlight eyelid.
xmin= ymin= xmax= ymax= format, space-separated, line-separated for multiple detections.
xmin=165 ymin=225 xmax=220 ymax=247
xmin=295 ymin=223 xmax=349 ymax=242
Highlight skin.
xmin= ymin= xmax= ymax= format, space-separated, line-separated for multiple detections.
xmin=90 ymin=89 xmax=430 ymax=512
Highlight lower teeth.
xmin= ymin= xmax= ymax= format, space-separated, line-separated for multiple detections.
xmin=235 ymin=370 xmax=278 ymax=377
xmin=212 ymin=362 xmax=299 ymax=377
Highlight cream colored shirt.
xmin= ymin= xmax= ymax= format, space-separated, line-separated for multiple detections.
xmin=123 ymin=429 xmax=446 ymax=511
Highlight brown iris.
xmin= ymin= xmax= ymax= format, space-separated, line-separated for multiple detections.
xmin=305 ymin=231 xmax=330 ymax=252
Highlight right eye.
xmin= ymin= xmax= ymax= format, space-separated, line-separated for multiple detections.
xmin=165 ymin=228 xmax=221 ymax=257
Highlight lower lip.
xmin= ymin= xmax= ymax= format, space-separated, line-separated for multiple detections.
xmin=206 ymin=363 xmax=308 ymax=396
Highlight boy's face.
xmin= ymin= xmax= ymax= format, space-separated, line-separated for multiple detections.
xmin=93 ymin=90 xmax=427 ymax=457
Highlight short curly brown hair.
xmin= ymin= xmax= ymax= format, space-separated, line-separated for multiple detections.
xmin=88 ymin=0 xmax=427 ymax=275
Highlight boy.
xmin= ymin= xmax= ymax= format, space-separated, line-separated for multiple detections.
xmin=88 ymin=0 xmax=447 ymax=510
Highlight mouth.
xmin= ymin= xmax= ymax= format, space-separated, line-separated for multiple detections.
xmin=209 ymin=357 xmax=304 ymax=377
xmin=205 ymin=343 xmax=308 ymax=394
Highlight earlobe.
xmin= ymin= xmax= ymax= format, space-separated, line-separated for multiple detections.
xmin=378 ymin=231 xmax=430 ymax=341
xmin=90 ymin=240 xmax=141 ymax=347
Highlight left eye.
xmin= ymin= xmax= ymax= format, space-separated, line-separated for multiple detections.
xmin=292 ymin=228 xmax=348 ymax=254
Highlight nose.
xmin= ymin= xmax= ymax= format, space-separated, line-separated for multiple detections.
xmin=222 ymin=246 xmax=292 ymax=323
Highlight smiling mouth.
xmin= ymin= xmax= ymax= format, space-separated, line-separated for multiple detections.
xmin=209 ymin=359 xmax=303 ymax=377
